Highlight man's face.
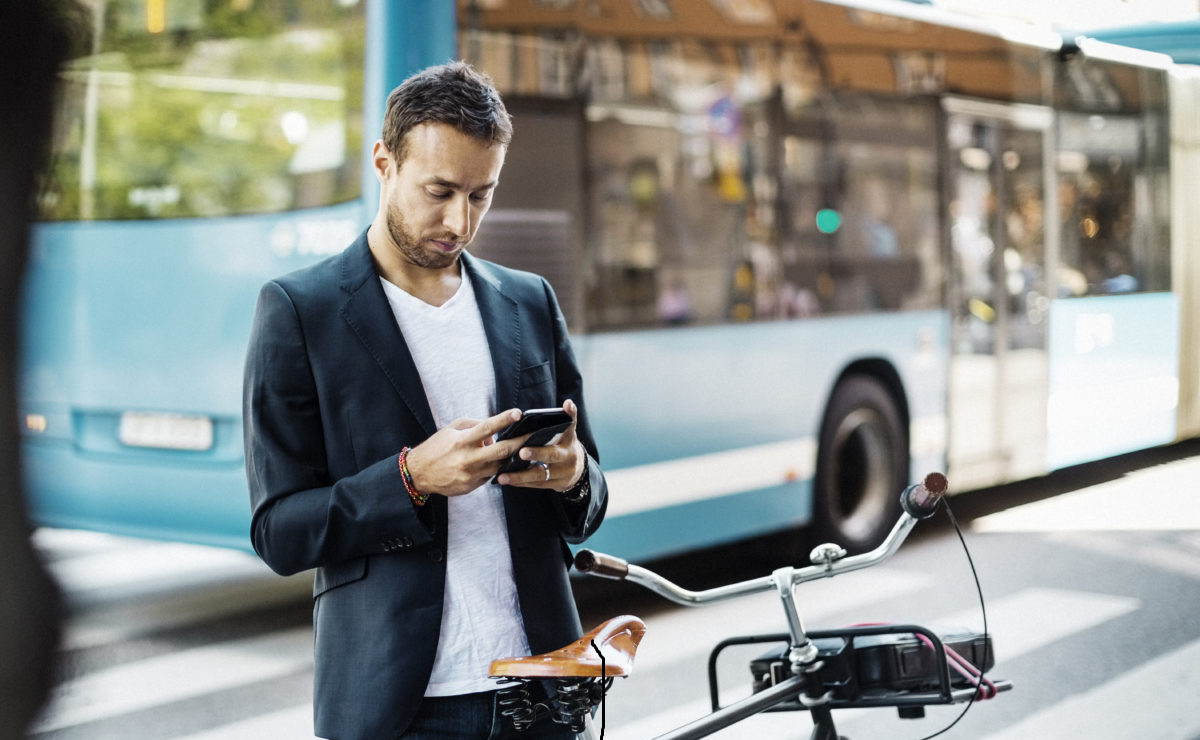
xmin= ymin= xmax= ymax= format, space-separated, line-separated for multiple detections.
xmin=377 ymin=122 xmax=506 ymax=271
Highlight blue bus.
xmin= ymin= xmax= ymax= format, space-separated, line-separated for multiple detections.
xmin=21 ymin=0 xmax=1200 ymax=562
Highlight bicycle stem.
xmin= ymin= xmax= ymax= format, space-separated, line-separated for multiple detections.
xmin=772 ymin=566 xmax=819 ymax=665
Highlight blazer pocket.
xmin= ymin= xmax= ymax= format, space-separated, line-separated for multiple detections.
xmin=519 ymin=360 xmax=552 ymax=391
xmin=312 ymin=556 xmax=368 ymax=598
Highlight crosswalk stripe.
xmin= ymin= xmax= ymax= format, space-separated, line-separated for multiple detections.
xmin=60 ymin=573 xmax=312 ymax=652
xmin=1046 ymin=530 xmax=1200 ymax=582
xmin=935 ymin=586 xmax=1140 ymax=660
xmin=35 ymin=528 xmax=313 ymax=651
xmin=970 ymin=456 xmax=1200 ymax=533
xmin=40 ymin=532 xmax=273 ymax=607
xmin=32 ymin=627 xmax=313 ymax=734
xmin=605 ymin=587 xmax=1140 ymax=740
xmin=973 ymin=636 xmax=1200 ymax=740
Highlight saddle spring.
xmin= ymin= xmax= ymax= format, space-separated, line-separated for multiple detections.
xmin=496 ymin=679 xmax=536 ymax=731
xmin=553 ymin=677 xmax=610 ymax=733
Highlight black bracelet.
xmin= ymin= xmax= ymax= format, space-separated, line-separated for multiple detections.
xmin=561 ymin=458 xmax=590 ymax=503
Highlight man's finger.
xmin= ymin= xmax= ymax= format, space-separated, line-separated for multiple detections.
xmin=470 ymin=408 xmax=522 ymax=444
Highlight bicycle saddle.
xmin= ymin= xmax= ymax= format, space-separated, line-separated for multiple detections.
xmin=490 ymin=614 xmax=646 ymax=678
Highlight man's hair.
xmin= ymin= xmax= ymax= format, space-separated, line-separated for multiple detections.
xmin=381 ymin=61 xmax=513 ymax=164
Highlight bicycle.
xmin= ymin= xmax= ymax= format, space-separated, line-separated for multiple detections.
xmin=489 ymin=473 xmax=1012 ymax=740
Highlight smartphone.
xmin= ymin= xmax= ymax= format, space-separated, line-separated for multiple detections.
xmin=494 ymin=408 xmax=573 ymax=476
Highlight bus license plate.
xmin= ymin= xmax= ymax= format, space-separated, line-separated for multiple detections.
xmin=118 ymin=412 xmax=214 ymax=451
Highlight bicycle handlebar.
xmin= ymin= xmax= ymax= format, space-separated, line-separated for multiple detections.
xmin=574 ymin=472 xmax=948 ymax=607
xmin=902 ymin=471 xmax=947 ymax=519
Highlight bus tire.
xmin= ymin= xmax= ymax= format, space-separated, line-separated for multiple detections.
xmin=812 ymin=375 xmax=907 ymax=554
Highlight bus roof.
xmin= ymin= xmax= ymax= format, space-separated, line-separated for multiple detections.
xmin=1083 ymin=18 xmax=1200 ymax=65
xmin=460 ymin=0 xmax=1067 ymax=103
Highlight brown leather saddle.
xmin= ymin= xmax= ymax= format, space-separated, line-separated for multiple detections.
xmin=490 ymin=614 xmax=647 ymax=679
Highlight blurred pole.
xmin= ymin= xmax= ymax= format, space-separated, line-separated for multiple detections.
xmin=0 ymin=2 xmax=73 ymax=738
xmin=79 ymin=0 xmax=105 ymax=221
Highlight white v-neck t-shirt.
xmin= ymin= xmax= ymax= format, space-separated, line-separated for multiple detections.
xmin=380 ymin=271 xmax=530 ymax=696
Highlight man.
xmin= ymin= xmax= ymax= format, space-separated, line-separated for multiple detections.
xmin=243 ymin=61 xmax=607 ymax=740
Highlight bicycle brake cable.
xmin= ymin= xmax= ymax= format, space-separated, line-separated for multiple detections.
xmin=590 ymin=639 xmax=606 ymax=740
xmin=907 ymin=496 xmax=992 ymax=740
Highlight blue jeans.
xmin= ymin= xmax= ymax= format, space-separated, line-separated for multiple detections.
xmin=399 ymin=690 xmax=580 ymax=740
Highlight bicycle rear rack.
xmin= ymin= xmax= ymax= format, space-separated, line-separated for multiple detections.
xmin=708 ymin=625 xmax=1010 ymax=719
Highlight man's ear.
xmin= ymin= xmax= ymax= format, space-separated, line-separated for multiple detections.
xmin=371 ymin=140 xmax=391 ymax=182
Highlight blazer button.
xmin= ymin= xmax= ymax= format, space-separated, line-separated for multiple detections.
xmin=428 ymin=549 xmax=444 ymax=562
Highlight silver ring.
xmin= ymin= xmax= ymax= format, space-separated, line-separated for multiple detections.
xmin=533 ymin=460 xmax=550 ymax=480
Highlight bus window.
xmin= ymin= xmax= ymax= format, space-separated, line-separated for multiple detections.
xmin=578 ymin=49 xmax=942 ymax=330
xmin=39 ymin=1 xmax=365 ymax=221
xmin=1055 ymin=111 xmax=1171 ymax=295
xmin=1054 ymin=55 xmax=1171 ymax=296
xmin=779 ymin=96 xmax=942 ymax=318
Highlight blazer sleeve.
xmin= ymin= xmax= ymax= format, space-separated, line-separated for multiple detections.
xmin=243 ymin=281 xmax=432 ymax=575
xmin=543 ymin=277 xmax=608 ymax=544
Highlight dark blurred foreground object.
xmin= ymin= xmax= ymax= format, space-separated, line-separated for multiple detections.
xmin=0 ymin=2 xmax=75 ymax=738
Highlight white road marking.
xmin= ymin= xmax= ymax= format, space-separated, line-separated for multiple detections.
xmin=35 ymin=529 xmax=312 ymax=651
xmin=37 ymin=529 xmax=273 ymax=606
xmin=972 ymin=456 xmax=1200 ymax=533
xmin=32 ymin=627 xmax=313 ymax=734
xmin=973 ymin=636 xmax=1200 ymax=740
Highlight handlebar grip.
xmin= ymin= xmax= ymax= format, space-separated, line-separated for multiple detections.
xmin=901 ymin=472 xmax=948 ymax=519
xmin=574 ymin=549 xmax=629 ymax=580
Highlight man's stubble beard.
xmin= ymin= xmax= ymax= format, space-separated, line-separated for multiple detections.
xmin=385 ymin=199 xmax=461 ymax=271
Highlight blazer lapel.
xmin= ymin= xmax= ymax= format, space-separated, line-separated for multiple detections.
xmin=463 ymin=253 xmax=522 ymax=413
xmin=337 ymin=233 xmax=438 ymax=437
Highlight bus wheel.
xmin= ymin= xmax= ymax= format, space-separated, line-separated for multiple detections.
xmin=813 ymin=375 xmax=907 ymax=554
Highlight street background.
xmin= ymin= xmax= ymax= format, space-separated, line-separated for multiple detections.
xmin=27 ymin=439 xmax=1200 ymax=740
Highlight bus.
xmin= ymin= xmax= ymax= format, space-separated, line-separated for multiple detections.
xmin=20 ymin=0 xmax=1200 ymax=563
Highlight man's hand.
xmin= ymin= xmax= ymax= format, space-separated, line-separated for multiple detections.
xmin=403 ymin=409 xmax=525 ymax=498
xmin=494 ymin=400 xmax=586 ymax=492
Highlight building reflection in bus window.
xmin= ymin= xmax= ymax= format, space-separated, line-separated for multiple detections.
xmin=581 ymin=81 xmax=940 ymax=330
xmin=1055 ymin=108 xmax=1169 ymax=297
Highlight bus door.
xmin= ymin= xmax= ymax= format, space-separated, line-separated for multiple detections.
xmin=944 ymin=100 xmax=1056 ymax=489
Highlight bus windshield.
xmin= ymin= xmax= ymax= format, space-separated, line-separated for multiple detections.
xmin=39 ymin=0 xmax=365 ymax=222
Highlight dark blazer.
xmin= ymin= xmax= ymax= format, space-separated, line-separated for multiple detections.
xmin=243 ymin=231 xmax=607 ymax=740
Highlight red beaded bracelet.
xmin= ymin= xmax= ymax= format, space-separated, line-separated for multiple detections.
xmin=398 ymin=447 xmax=429 ymax=507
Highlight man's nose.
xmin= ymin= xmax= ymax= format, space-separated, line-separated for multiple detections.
xmin=443 ymin=195 xmax=471 ymax=237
